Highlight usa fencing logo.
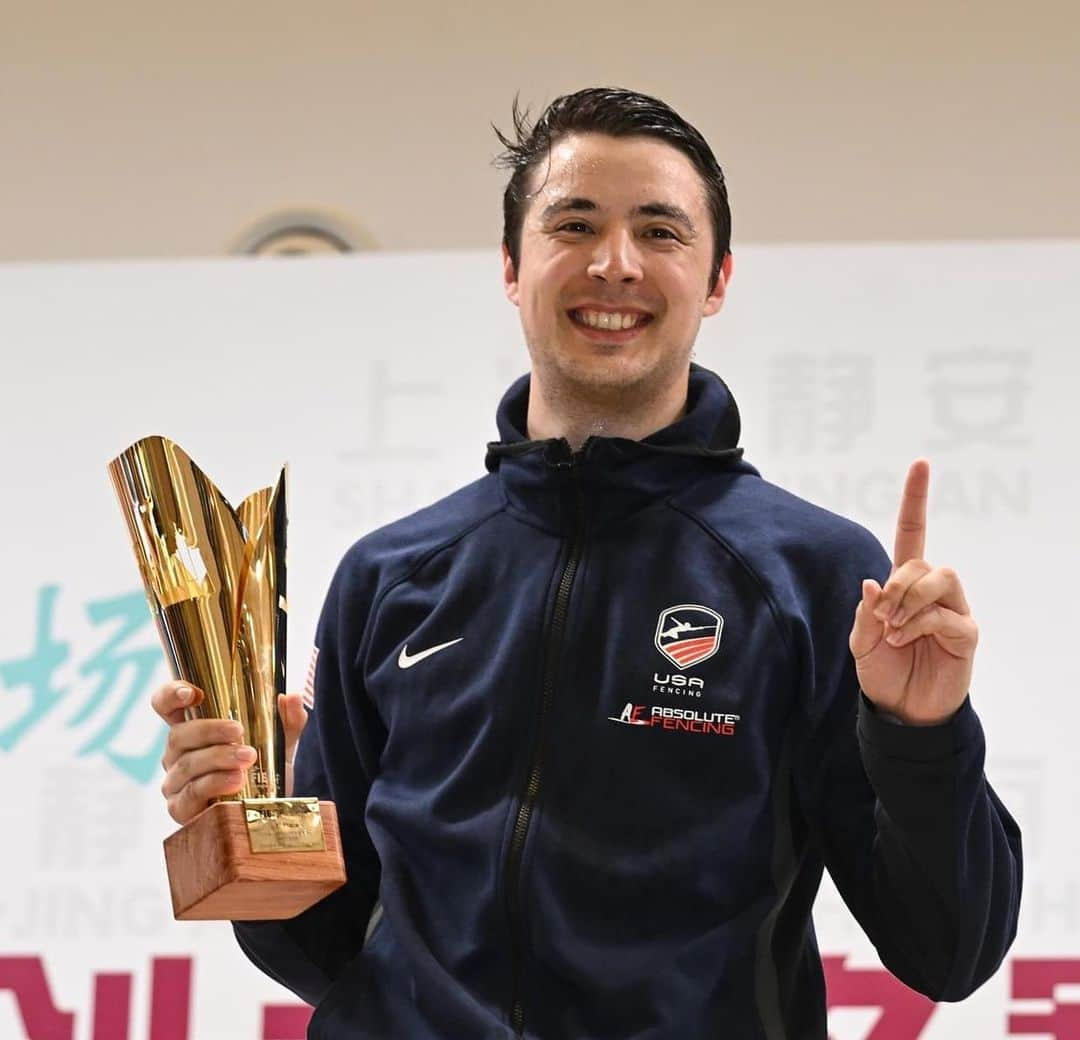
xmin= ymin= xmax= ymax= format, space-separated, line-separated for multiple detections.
xmin=654 ymin=605 xmax=723 ymax=670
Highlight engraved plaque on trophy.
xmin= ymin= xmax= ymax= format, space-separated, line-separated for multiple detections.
xmin=108 ymin=436 xmax=346 ymax=920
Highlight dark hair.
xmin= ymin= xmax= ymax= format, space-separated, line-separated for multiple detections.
xmin=493 ymin=87 xmax=731 ymax=287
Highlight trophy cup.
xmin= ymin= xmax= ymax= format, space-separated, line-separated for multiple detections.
xmin=108 ymin=436 xmax=346 ymax=920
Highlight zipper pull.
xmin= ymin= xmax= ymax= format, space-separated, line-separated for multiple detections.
xmin=544 ymin=438 xmax=575 ymax=469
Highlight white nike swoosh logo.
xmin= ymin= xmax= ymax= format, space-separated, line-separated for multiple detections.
xmin=397 ymin=637 xmax=464 ymax=669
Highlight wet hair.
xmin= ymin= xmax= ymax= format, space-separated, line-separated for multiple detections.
xmin=493 ymin=87 xmax=731 ymax=287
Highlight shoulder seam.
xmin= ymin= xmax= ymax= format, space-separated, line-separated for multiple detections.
xmin=352 ymin=501 xmax=507 ymax=673
xmin=666 ymin=498 xmax=797 ymax=671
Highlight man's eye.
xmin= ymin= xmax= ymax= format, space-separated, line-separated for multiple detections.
xmin=556 ymin=222 xmax=592 ymax=233
xmin=646 ymin=227 xmax=679 ymax=240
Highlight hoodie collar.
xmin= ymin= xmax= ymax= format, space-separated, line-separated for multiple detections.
xmin=485 ymin=365 xmax=749 ymax=532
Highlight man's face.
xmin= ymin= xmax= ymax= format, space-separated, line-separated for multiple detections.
xmin=503 ymin=131 xmax=732 ymax=402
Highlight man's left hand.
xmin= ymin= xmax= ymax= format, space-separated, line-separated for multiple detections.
xmin=849 ymin=459 xmax=978 ymax=726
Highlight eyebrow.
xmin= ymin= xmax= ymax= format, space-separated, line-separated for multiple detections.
xmin=540 ymin=197 xmax=697 ymax=235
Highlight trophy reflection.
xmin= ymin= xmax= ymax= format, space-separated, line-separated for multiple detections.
xmin=108 ymin=436 xmax=345 ymax=920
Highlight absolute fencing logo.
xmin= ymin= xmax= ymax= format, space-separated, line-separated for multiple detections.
xmin=654 ymin=604 xmax=723 ymax=669
xmin=608 ymin=703 xmax=739 ymax=736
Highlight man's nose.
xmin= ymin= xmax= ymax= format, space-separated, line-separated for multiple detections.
xmin=587 ymin=228 xmax=644 ymax=283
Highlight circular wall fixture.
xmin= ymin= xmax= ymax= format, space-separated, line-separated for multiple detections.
xmin=230 ymin=210 xmax=375 ymax=256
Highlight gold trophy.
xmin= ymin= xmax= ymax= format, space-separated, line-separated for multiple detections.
xmin=108 ymin=436 xmax=346 ymax=920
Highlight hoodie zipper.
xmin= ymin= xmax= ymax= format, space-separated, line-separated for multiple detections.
xmin=506 ymin=447 xmax=586 ymax=1038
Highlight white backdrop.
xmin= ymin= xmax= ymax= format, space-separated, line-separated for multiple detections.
xmin=0 ymin=243 xmax=1076 ymax=1039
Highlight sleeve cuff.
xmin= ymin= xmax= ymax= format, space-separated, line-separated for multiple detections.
xmin=858 ymin=692 xmax=980 ymax=761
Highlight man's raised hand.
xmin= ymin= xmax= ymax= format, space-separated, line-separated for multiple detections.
xmin=848 ymin=459 xmax=978 ymax=725
xmin=153 ymin=682 xmax=308 ymax=825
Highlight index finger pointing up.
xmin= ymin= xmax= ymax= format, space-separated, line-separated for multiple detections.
xmin=893 ymin=459 xmax=930 ymax=567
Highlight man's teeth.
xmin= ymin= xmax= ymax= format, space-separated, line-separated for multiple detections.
xmin=573 ymin=309 xmax=647 ymax=330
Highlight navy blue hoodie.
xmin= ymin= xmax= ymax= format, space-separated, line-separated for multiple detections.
xmin=235 ymin=366 xmax=1022 ymax=1039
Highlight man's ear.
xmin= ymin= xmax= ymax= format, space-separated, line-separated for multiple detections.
xmin=502 ymin=243 xmax=520 ymax=306
xmin=702 ymin=252 xmax=734 ymax=317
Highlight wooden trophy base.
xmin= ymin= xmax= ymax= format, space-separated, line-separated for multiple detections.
xmin=163 ymin=800 xmax=346 ymax=920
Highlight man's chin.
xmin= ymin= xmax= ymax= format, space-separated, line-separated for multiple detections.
xmin=544 ymin=349 xmax=674 ymax=401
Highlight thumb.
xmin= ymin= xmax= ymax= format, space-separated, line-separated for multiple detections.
xmin=277 ymin=692 xmax=309 ymax=759
xmin=278 ymin=692 xmax=309 ymax=799
xmin=849 ymin=579 xmax=886 ymax=659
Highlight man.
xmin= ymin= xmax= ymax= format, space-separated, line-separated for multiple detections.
xmin=153 ymin=88 xmax=1021 ymax=1038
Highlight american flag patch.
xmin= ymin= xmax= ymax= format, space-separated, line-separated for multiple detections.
xmin=302 ymin=646 xmax=320 ymax=711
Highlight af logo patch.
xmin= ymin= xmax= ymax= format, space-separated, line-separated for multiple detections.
xmin=654 ymin=604 xmax=723 ymax=670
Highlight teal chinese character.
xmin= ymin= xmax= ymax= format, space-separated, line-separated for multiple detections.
xmin=73 ymin=590 xmax=167 ymax=784
xmin=0 ymin=585 xmax=70 ymax=751
xmin=0 ymin=586 xmax=168 ymax=785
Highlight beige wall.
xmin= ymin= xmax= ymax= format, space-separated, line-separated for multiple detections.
xmin=2 ymin=0 xmax=1076 ymax=262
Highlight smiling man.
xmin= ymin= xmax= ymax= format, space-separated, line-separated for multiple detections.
xmin=503 ymin=121 xmax=733 ymax=448
xmin=152 ymin=88 xmax=1021 ymax=1039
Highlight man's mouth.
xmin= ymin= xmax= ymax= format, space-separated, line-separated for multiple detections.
xmin=567 ymin=308 xmax=654 ymax=333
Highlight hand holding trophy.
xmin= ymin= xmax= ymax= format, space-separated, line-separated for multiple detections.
xmin=153 ymin=684 xmax=308 ymax=827
xmin=108 ymin=436 xmax=346 ymax=920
